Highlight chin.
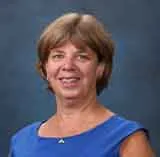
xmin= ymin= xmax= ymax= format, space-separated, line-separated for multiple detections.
xmin=58 ymin=89 xmax=83 ymax=99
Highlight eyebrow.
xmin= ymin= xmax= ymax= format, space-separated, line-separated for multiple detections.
xmin=51 ymin=50 xmax=64 ymax=53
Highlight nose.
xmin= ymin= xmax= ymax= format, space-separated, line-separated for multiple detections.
xmin=62 ymin=56 xmax=76 ymax=71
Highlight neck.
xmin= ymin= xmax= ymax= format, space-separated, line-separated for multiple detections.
xmin=52 ymin=100 xmax=109 ymax=136
xmin=55 ymin=93 xmax=99 ymax=119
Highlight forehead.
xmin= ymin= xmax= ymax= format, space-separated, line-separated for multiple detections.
xmin=51 ymin=40 xmax=93 ymax=54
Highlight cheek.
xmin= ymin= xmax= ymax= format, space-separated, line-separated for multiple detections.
xmin=45 ymin=64 xmax=57 ymax=80
xmin=83 ymin=64 xmax=98 ymax=80
xmin=46 ymin=69 xmax=53 ymax=79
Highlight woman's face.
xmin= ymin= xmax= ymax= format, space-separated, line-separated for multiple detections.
xmin=45 ymin=41 xmax=103 ymax=99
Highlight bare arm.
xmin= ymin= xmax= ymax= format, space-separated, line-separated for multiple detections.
xmin=120 ymin=131 xmax=155 ymax=157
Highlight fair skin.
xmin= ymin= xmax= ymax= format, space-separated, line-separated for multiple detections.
xmin=43 ymin=41 xmax=113 ymax=136
xmin=39 ymin=41 xmax=154 ymax=156
xmin=46 ymin=41 xmax=102 ymax=106
xmin=120 ymin=131 xmax=155 ymax=157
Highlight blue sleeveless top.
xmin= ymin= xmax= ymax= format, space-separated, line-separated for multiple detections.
xmin=9 ymin=115 xmax=148 ymax=157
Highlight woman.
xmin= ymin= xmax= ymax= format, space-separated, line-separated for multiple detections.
xmin=10 ymin=12 xmax=154 ymax=157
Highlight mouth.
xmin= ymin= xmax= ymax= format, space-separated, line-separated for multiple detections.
xmin=59 ymin=77 xmax=80 ymax=87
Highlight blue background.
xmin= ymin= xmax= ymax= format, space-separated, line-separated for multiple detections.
xmin=0 ymin=0 xmax=159 ymax=156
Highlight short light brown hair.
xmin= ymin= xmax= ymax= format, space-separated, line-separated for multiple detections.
xmin=37 ymin=12 xmax=115 ymax=95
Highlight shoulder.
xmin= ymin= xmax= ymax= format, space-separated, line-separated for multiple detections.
xmin=106 ymin=115 xmax=149 ymax=139
xmin=11 ymin=121 xmax=42 ymax=146
xmin=106 ymin=115 xmax=154 ymax=156
xmin=120 ymin=130 xmax=155 ymax=157
xmin=112 ymin=115 xmax=154 ymax=157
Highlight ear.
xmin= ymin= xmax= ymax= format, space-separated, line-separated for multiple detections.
xmin=36 ymin=62 xmax=46 ymax=80
xmin=96 ymin=62 xmax=105 ymax=80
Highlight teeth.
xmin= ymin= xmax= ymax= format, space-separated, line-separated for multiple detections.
xmin=60 ymin=78 xmax=79 ymax=83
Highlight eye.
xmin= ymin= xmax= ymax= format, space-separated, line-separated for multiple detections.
xmin=77 ymin=54 xmax=89 ymax=60
xmin=51 ymin=54 xmax=64 ymax=60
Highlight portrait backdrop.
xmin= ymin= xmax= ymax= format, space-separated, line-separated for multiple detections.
xmin=0 ymin=0 xmax=159 ymax=156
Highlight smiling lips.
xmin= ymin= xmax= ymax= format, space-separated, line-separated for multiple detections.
xmin=59 ymin=77 xmax=80 ymax=87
